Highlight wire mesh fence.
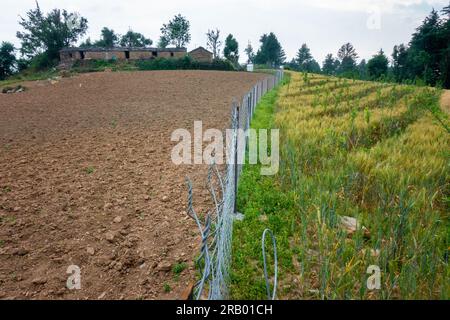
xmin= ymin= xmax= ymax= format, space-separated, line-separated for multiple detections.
xmin=186 ymin=70 xmax=284 ymax=300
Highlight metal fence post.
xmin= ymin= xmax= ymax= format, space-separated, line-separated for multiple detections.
xmin=234 ymin=103 xmax=240 ymax=214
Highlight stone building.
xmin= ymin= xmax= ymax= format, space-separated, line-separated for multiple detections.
xmin=188 ymin=47 xmax=213 ymax=63
xmin=59 ymin=47 xmax=187 ymax=65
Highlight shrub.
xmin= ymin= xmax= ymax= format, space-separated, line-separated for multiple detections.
xmin=136 ymin=56 xmax=235 ymax=71
xmin=28 ymin=53 xmax=58 ymax=71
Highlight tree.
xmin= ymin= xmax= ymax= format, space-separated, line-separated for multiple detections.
xmin=206 ymin=29 xmax=221 ymax=59
xmin=79 ymin=38 xmax=93 ymax=48
xmin=322 ymin=53 xmax=337 ymax=75
xmin=307 ymin=59 xmax=321 ymax=73
xmin=95 ymin=27 xmax=118 ymax=48
xmin=296 ymin=44 xmax=319 ymax=72
xmin=383 ymin=7 xmax=450 ymax=88
xmin=296 ymin=44 xmax=312 ymax=66
xmin=160 ymin=14 xmax=191 ymax=48
xmin=0 ymin=42 xmax=16 ymax=80
xmin=254 ymin=33 xmax=285 ymax=67
xmin=157 ymin=36 xmax=169 ymax=48
xmin=441 ymin=4 xmax=450 ymax=88
xmin=358 ymin=59 xmax=368 ymax=80
xmin=337 ymin=43 xmax=358 ymax=75
xmin=224 ymin=34 xmax=239 ymax=65
xmin=407 ymin=9 xmax=443 ymax=85
xmin=367 ymin=49 xmax=389 ymax=79
xmin=120 ymin=29 xmax=152 ymax=47
xmin=244 ymin=41 xmax=255 ymax=63
xmin=286 ymin=58 xmax=299 ymax=70
xmin=392 ymin=44 xmax=409 ymax=82
xmin=279 ymin=48 xmax=287 ymax=66
xmin=16 ymin=2 xmax=88 ymax=63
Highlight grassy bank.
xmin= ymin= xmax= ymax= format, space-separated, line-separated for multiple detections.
xmin=0 ymin=69 xmax=60 ymax=88
xmin=231 ymin=71 xmax=449 ymax=300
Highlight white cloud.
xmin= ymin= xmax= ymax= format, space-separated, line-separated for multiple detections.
xmin=292 ymin=0 xmax=448 ymax=13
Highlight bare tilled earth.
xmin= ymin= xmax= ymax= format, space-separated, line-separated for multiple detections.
xmin=0 ymin=70 xmax=265 ymax=300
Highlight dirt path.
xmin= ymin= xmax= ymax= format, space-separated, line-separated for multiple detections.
xmin=0 ymin=70 xmax=266 ymax=300
xmin=440 ymin=90 xmax=450 ymax=114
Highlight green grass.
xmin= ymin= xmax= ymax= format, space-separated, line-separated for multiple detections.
xmin=163 ymin=283 xmax=172 ymax=293
xmin=0 ymin=69 xmax=60 ymax=88
xmin=230 ymin=74 xmax=295 ymax=299
xmin=85 ymin=167 xmax=95 ymax=175
xmin=173 ymin=262 xmax=187 ymax=275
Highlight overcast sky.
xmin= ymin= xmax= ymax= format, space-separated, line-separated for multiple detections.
xmin=1 ymin=0 xmax=449 ymax=64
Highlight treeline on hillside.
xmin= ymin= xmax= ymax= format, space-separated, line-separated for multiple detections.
xmin=286 ymin=6 xmax=450 ymax=88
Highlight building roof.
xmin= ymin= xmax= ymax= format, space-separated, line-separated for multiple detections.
xmin=60 ymin=47 xmax=187 ymax=53
xmin=188 ymin=46 xmax=213 ymax=55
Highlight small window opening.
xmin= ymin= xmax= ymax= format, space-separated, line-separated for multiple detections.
xmin=170 ymin=52 xmax=174 ymax=57
xmin=152 ymin=51 xmax=158 ymax=57
xmin=79 ymin=51 xmax=85 ymax=60
xmin=125 ymin=51 xmax=130 ymax=59
xmin=69 ymin=53 xmax=73 ymax=58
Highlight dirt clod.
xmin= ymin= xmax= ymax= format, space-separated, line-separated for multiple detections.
xmin=105 ymin=232 xmax=115 ymax=242
xmin=157 ymin=261 xmax=172 ymax=272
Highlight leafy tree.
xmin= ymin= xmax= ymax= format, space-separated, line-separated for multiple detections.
xmin=244 ymin=41 xmax=255 ymax=63
xmin=157 ymin=36 xmax=169 ymax=48
xmin=224 ymin=34 xmax=239 ymax=65
xmin=322 ymin=53 xmax=337 ymax=75
xmin=16 ymin=2 xmax=88 ymax=65
xmin=206 ymin=29 xmax=221 ymax=59
xmin=0 ymin=42 xmax=16 ymax=80
xmin=392 ymin=44 xmax=409 ymax=82
xmin=160 ymin=14 xmax=191 ymax=48
xmin=79 ymin=37 xmax=93 ymax=48
xmin=337 ymin=43 xmax=358 ymax=75
xmin=254 ymin=33 xmax=285 ymax=67
xmin=358 ymin=59 xmax=368 ymax=80
xmin=95 ymin=27 xmax=118 ymax=48
xmin=367 ymin=49 xmax=389 ymax=79
xmin=120 ymin=29 xmax=152 ymax=47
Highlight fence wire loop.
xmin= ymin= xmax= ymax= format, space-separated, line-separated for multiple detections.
xmin=262 ymin=228 xmax=278 ymax=300
xmin=186 ymin=70 xmax=284 ymax=300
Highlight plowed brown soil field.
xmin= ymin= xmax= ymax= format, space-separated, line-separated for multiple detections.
xmin=0 ymin=70 xmax=266 ymax=300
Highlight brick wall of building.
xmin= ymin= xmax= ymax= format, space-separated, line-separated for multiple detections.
xmin=60 ymin=47 xmax=191 ymax=65
xmin=189 ymin=47 xmax=213 ymax=63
